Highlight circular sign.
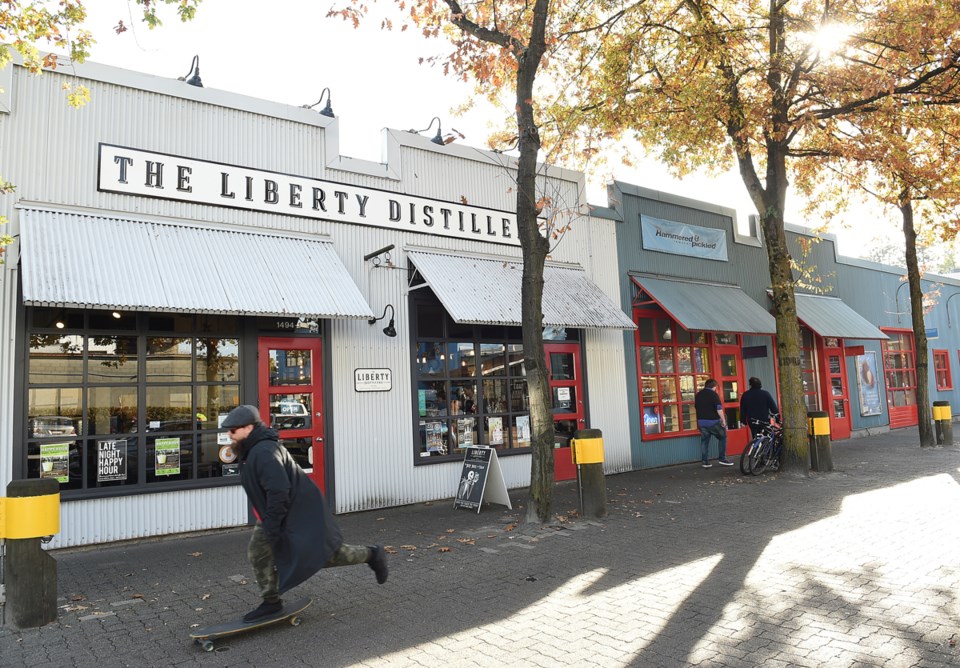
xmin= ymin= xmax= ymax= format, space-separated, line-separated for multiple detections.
xmin=219 ymin=445 xmax=237 ymax=464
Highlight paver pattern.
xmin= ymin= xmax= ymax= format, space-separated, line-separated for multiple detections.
xmin=2 ymin=429 xmax=959 ymax=667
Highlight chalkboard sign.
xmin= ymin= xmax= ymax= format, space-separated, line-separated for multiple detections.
xmin=454 ymin=446 xmax=512 ymax=513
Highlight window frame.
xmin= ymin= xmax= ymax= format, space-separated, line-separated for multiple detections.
xmin=934 ymin=349 xmax=952 ymax=390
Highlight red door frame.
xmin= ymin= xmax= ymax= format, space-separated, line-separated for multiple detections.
xmin=817 ymin=337 xmax=852 ymax=440
xmin=545 ymin=342 xmax=585 ymax=482
xmin=881 ymin=328 xmax=919 ymax=429
xmin=257 ymin=337 xmax=326 ymax=492
xmin=711 ymin=337 xmax=749 ymax=455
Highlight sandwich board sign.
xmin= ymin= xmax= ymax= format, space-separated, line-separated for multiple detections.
xmin=453 ymin=446 xmax=512 ymax=513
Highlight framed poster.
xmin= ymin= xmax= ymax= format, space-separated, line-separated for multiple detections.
xmin=856 ymin=351 xmax=882 ymax=416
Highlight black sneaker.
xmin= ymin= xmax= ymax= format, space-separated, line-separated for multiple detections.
xmin=243 ymin=599 xmax=283 ymax=623
xmin=368 ymin=544 xmax=388 ymax=584
xmin=717 ymin=460 xmax=734 ymax=466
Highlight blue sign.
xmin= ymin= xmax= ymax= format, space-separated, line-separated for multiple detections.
xmin=926 ymin=328 xmax=939 ymax=340
xmin=640 ymin=215 xmax=729 ymax=261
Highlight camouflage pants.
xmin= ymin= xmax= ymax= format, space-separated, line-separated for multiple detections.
xmin=247 ymin=524 xmax=371 ymax=601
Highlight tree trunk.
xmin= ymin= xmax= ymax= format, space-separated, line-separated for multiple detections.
xmin=755 ymin=144 xmax=809 ymax=475
xmin=899 ymin=194 xmax=935 ymax=447
xmin=514 ymin=0 xmax=553 ymax=524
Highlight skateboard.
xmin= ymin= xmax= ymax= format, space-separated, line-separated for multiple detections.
xmin=190 ymin=598 xmax=312 ymax=652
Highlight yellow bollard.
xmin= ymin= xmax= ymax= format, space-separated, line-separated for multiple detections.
xmin=807 ymin=411 xmax=833 ymax=472
xmin=933 ymin=401 xmax=953 ymax=446
xmin=572 ymin=428 xmax=607 ymax=518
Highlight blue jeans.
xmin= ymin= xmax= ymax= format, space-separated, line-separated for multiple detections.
xmin=699 ymin=423 xmax=727 ymax=463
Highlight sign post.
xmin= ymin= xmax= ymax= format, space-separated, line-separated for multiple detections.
xmin=453 ymin=446 xmax=512 ymax=513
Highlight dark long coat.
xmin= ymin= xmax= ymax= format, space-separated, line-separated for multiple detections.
xmin=238 ymin=424 xmax=343 ymax=594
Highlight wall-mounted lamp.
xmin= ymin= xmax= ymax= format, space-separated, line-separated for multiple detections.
xmin=178 ymin=55 xmax=203 ymax=87
xmin=408 ymin=116 xmax=445 ymax=145
xmin=369 ymin=304 xmax=397 ymax=337
xmin=302 ymin=87 xmax=335 ymax=118
xmin=112 ymin=311 xmax=122 ymax=319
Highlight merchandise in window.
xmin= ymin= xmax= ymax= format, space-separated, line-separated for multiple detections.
xmin=934 ymin=350 xmax=952 ymax=390
xmin=26 ymin=308 xmax=241 ymax=495
xmin=413 ymin=299 xmax=539 ymax=461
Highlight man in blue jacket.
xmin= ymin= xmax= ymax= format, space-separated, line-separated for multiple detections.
xmin=222 ymin=405 xmax=388 ymax=622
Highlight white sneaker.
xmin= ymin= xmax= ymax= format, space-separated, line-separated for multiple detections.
xmin=701 ymin=463 xmax=712 ymax=468
xmin=717 ymin=460 xmax=734 ymax=467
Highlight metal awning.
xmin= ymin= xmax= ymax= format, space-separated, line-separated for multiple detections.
xmin=19 ymin=208 xmax=374 ymax=318
xmin=795 ymin=293 xmax=888 ymax=340
xmin=631 ymin=275 xmax=776 ymax=334
xmin=407 ymin=251 xmax=636 ymax=329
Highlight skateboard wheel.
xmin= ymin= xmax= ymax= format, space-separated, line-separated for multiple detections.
xmin=290 ymin=616 xmax=302 ymax=626
xmin=199 ymin=640 xmax=215 ymax=652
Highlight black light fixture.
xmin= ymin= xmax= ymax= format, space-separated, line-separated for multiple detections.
xmin=408 ymin=117 xmax=445 ymax=145
xmin=179 ymin=55 xmax=203 ymax=87
xmin=302 ymin=88 xmax=335 ymax=118
xmin=369 ymin=304 xmax=397 ymax=338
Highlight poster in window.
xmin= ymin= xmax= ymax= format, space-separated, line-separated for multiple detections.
xmin=426 ymin=421 xmax=446 ymax=454
xmin=97 ymin=439 xmax=127 ymax=482
xmin=458 ymin=418 xmax=475 ymax=446
xmin=515 ymin=415 xmax=531 ymax=445
xmin=488 ymin=417 xmax=504 ymax=445
xmin=856 ymin=351 xmax=882 ymax=416
xmin=155 ymin=437 xmax=181 ymax=476
xmin=40 ymin=442 xmax=70 ymax=483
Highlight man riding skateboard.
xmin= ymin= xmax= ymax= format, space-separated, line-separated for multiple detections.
xmin=222 ymin=405 xmax=388 ymax=622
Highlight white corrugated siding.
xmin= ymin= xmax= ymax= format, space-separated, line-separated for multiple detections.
xmin=0 ymin=243 xmax=17 ymax=489
xmin=20 ymin=208 xmax=373 ymax=318
xmin=49 ymin=486 xmax=248 ymax=549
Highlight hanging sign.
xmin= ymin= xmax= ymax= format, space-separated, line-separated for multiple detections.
xmin=641 ymin=215 xmax=728 ymax=261
xmin=453 ymin=446 xmax=512 ymax=513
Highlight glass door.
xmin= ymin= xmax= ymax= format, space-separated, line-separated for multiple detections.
xmin=712 ymin=334 xmax=748 ymax=454
xmin=819 ymin=337 xmax=851 ymax=440
xmin=258 ymin=337 xmax=325 ymax=492
xmin=545 ymin=342 xmax=585 ymax=481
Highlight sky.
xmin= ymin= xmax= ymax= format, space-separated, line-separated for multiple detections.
xmin=68 ymin=0 xmax=906 ymax=259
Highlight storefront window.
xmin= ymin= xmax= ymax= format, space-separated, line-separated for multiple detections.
xmin=26 ymin=308 xmax=241 ymax=495
xmin=413 ymin=298 xmax=546 ymax=461
xmin=634 ymin=307 xmax=745 ymax=438
xmin=882 ymin=331 xmax=917 ymax=407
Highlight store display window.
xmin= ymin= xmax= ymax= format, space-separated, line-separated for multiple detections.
xmin=26 ymin=308 xmax=241 ymax=496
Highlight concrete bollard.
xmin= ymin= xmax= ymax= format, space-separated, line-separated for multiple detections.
xmin=807 ymin=411 xmax=833 ymax=472
xmin=572 ymin=428 xmax=607 ymax=519
xmin=2 ymin=478 xmax=60 ymax=628
xmin=933 ymin=401 xmax=953 ymax=446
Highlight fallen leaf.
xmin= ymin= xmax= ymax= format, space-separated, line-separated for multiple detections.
xmin=456 ymin=538 xmax=475 ymax=545
xmin=385 ymin=546 xmax=399 ymax=554
xmin=400 ymin=544 xmax=417 ymax=550
xmin=504 ymin=523 xmax=517 ymax=532
xmin=188 ymin=552 xmax=202 ymax=558
xmin=200 ymin=593 xmax=211 ymax=600
xmin=426 ymin=543 xmax=439 ymax=548
xmin=132 ymin=594 xmax=144 ymax=599
xmin=438 ymin=547 xmax=451 ymax=553
xmin=445 ymin=529 xmax=456 ymax=533
xmin=71 ymin=594 xmax=86 ymax=602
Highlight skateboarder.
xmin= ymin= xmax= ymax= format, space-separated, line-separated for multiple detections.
xmin=222 ymin=405 xmax=388 ymax=622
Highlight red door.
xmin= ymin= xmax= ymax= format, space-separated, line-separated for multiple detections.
xmin=818 ymin=337 xmax=852 ymax=440
xmin=545 ymin=343 xmax=585 ymax=482
xmin=881 ymin=329 xmax=919 ymax=428
xmin=712 ymin=335 xmax=749 ymax=455
xmin=258 ymin=337 xmax=326 ymax=492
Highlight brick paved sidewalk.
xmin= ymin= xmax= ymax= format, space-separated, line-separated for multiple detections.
xmin=3 ymin=430 xmax=960 ymax=667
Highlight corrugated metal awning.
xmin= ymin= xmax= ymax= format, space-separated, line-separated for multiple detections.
xmin=795 ymin=293 xmax=888 ymax=340
xmin=407 ymin=251 xmax=635 ymax=329
xmin=19 ymin=209 xmax=374 ymax=319
xmin=632 ymin=275 xmax=777 ymax=334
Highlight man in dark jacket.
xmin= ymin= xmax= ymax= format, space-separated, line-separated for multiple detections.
xmin=694 ymin=379 xmax=733 ymax=468
xmin=222 ymin=405 xmax=388 ymax=622
xmin=740 ymin=377 xmax=780 ymax=438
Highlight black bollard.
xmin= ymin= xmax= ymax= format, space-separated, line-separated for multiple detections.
xmin=934 ymin=401 xmax=953 ymax=446
xmin=3 ymin=478 xmax=60 ymax=628
xmin=572 ymin=429 xmax=607 ymax=518
xmin=807 ymin=411 xmax=833 ymax=472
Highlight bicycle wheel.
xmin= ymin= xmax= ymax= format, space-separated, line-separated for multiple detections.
xmin=740 ymin=438 xmax=756 ymax=475
xmin=749 ymin=436 xmax=771 ymax=475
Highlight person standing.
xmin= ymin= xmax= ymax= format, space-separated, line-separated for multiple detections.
xmin=740 ymin=377 xmax=780 ymax=438
xmin=222 ymin=405 xmax=388 ymax=622
xmin=695 ymin=379 xmax=733 ymax=468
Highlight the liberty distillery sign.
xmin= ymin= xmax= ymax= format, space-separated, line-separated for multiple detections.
xmin=97 ymin=144 xmax=520 ymax=246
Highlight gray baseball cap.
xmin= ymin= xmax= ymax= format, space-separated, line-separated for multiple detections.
xmin=221 ymin=405 xmax=262 ymax=429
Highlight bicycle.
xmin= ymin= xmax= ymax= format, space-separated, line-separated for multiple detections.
xmin=738 ymin=418 xmax=773 ymax=475
xmin=747 ymin=419 xmax=784 ymax=475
